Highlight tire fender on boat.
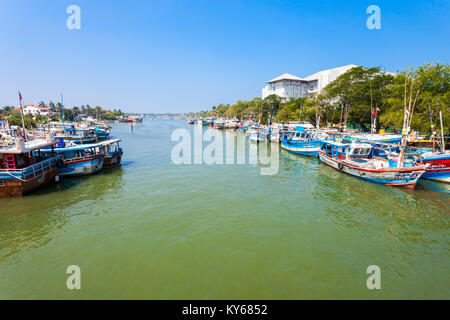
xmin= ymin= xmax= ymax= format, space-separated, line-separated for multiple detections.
xmin=56 ymin=159 xmax=65 ymax=168
xmin=338 ymin=163 xmax=344 ymax=170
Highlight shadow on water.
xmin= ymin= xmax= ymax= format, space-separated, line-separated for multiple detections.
xmin=0 ymin=167 xmax=125 ymax=262
xmin=312 ymin=161 xmax=449 ymax=243
xmin=120 ymin=160 xmax=136 ymax=167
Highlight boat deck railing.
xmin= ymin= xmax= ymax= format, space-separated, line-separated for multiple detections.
xmin=0 ymin=156 xmax=60 ymax=180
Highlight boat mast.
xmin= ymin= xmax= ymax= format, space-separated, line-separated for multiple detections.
xmin=18 ymin=90 xmax=27 ymax=142
xmin=427 ymin=97 xmax=435 ymax=141
xmin=398 ymin=75 xmax=420 ymax=167
xmin=370 ymin=78 xmax=374 ymax=135
xmin=398 ymin=75 xmax=412 ymax=167
xmin=439 ymin=108 xmax=445 ymax=153
xmin=61 ymin=94 xmax=66 ymax=135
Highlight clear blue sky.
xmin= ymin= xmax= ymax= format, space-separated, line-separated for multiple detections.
xmin=0 ymin=0 xmax=448 ymax=113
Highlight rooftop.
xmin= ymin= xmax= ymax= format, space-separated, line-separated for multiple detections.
xmin=303 ymin=64 xmax=359 ymax=81
xmin=267 ymin=73 xmax=304 ymax=83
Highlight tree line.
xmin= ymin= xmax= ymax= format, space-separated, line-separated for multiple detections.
xmin=189 ymin=63 xmax=449 ymax=134
xmin=0 ymin=102 xmax=125 ymax=128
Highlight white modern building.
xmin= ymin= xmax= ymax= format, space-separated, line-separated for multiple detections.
xmin=15 ymin=104 xmax=52 ymax=116
xmin=262 ymin=64 xmax=359 ymax=100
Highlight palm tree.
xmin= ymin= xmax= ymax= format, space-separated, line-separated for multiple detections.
xmin=94 ymin=106 xmax=102 ymax=119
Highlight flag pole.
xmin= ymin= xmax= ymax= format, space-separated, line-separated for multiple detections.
xmin=61 ymin=94 xmax=65 ymax=134
xmin=18 ymin=90 xmax=27 ymax=142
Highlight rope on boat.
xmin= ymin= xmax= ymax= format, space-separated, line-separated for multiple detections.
xmin=3 ymin=171 xmax=29 ymax=182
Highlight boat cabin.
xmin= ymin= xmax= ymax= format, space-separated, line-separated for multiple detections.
xmin=0 ymin=139 xmax=60 ymax=197
xmin=40 ymin=143 xmax=104 ymax=161
xmin=320 ymin=140 xmax=373 ymax=160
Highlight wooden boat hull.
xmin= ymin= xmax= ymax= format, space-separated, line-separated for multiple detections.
xmin=63 ymin=136 xmax=97 ymax=144
xmin=0 ymin=167 xmax=58 ymax=198
xmin=249 ymin=133 xmax=268 ymax=143
xmin=281 ymin=141 xmax=320 ymax=156
xmin=421 ymin=154 xmax=450 ymax=182
xmin=104 ymin=150 xmax=123 ymax=167
xmin=59 ymin=156 xmax=104 ymax=176
xmin=95 ymin=132 xmax=110 ymax=140
xmin=319 ymin=152 xmax=425 ymax=189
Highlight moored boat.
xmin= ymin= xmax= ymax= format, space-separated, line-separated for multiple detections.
xmin=214 ymin=119 xmax=225 ymax=129
xmin=248 ymin=125 xmax=269 ymax=143
xmin=40 ymin=144 xmax=104 ymax=176
xmin=418 ymin=151 xmax=450 ymax=182
xmin=98 ymin=139 xmax=123 ymax=167
xmin=319 ymin=139 xmax=426 ymax=189
xmin=94 ymin=125 xmax=111 ymax=140
xmin=281 ymin=130 xmax=321 ymax=156
xmin=0 ymin=138 xmax=60 ymax=197
xmin=54 ymin=128 xmax=97 ymax=144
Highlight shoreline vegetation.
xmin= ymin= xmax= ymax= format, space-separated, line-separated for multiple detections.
xmin=0 ymin=104 xmax=125 ymax=128
xmin=189 ymin=63 xmax=449 ymax=135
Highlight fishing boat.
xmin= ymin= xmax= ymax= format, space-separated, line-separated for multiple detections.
xmin=54 ymin=127 xmax=97 ymax=144
xmin=281 ymin=129 xmax=321 ymax=156
xmin=403 ymin=138 xmax=450 ymax=182
xmin=40 ymin=144 xmax=104 ymax=176
xmin=205 ymin=118 xmax=216 ymax=126
xmin=94 ymin=125 xmax=111 ymax=140
xmin=99 ymin=139 xmax=123 ymax=167
xmin=286 ymin=121 xmax=315 ymax=132
xmin=214 ymin=119 xmax=225 ymax=129
xmin=319 ymin=139 xmax=426 ymax=189
xmin=348 ymin=132 xmax=402 ymax=144
xmin=417 ymin=151 xmax=450 ymax=182
xmin=248 ymin=125 xmax=269 ymax=143
xmin=270 ymin=123 xmax=289 ymax=143
xmin=0 ymin=137 xmax=60 ymax=197
xmin=224 ymin=119 xmax=240 ymax=129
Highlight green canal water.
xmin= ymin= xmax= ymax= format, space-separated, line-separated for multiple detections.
xmin=0 ymin=120 xmax=449 ymax=299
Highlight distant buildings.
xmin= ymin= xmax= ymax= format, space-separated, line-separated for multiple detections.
xmin=262 ymin=64 xmax=359 ymax=100
xmin=15 ymin=104 xmax=53 ymax=117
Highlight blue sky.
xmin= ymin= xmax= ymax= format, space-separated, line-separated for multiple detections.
xmin=0 ymin=0 xmax=448 ymax=113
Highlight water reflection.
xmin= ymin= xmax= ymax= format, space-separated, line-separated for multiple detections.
xmin=0 ymin=168 xmax=125 ymax=262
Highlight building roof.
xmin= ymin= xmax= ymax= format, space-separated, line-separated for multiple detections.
xmin=267 ymin=73 xmax=304 ymax=83
xmin=304 ymin=64 xmax=359 ymax=81
xmin=15 ymin=105 xmax=51 ymax=111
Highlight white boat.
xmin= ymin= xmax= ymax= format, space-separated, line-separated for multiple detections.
xmin=224 ymin=119 xmax=240 ymax=129
xmin=270 ymin=123 xmax=289 ymax=143
xmin=249 ymin=125 xmax=269 ymax=143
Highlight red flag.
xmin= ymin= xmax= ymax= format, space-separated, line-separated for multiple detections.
xmin=18 ymin=91 xmax=22 ymax=101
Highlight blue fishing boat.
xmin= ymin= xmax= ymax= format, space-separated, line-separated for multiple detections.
xmin=54 ymin=127 xmax=97 ymax=144
xmin=348 ymin=133 xmax=402 ymax=144
xmin=281 ymin=129 xmax=321 ymax=156
xmin=99 ymin=139 xmax=123 ymax=167
xmin=248 ymin=125 xmax=269 ymax=143
xmin=94 ymin=125 xmax=111 ymax=140
xmin=0 ymin=138 xmax=60 ymax=197
xmin=319 ymin=139 xmax=426 ymax=189
xmin=40 ymin=144 xmax=104 ymax=176
xmin=214 ymin=119 xmax=225 ymax=129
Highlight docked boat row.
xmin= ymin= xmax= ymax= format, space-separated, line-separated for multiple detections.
xmin=0 ymin=120 xmax=123 ymax=198
xmin=187 ymin=115 xmax=449 ymax=189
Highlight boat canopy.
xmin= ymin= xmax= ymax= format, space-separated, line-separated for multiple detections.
xmin=40 ymin=143 xmax=103 ymax=153
xmin=0 ymin=140 xmax=58 ymax=154
xmin=99 ymin=139 xmax=121 ymax=146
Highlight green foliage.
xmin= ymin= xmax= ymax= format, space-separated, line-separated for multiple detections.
xmin=191 ymin=63 xmax=449 ymax=135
